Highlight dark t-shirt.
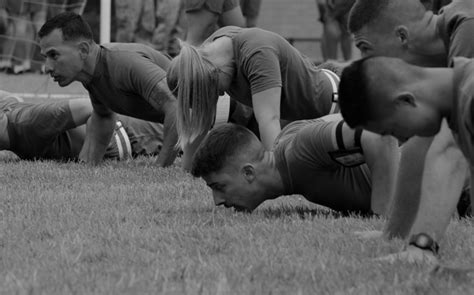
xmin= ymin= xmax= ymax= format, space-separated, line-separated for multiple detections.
xmin=449 ymin=57 xmax=474 ymax=165
xmin=206 ymin=26 xmax=335 ymax=121
xmin=84 ymin=43 xmax=173 ymax=122
xmin=273 ymin=118 xmax=372 ymax=214
xmin=437 ymin=0 xmax=474 ymax=65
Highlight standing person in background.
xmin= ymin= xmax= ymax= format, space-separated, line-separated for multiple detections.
xmin=114 ymin=0 xmax=156 ymax=45
xmin=184 ymin=0 xmax=245 ymax=46
xmin=153 ymin=0 xmax=185 ymax=57
xmin=239 ymin=0 xmax=262 ymax=27
xmin=115 ymin=0 xmax=185 ymax=57
xmin=316 ymin=0 xmax=355 ymax=61
xmin=0 ymin=0 xmax=47 ymax=74
xmin=47 ymin=0 xmax=87 ymax=16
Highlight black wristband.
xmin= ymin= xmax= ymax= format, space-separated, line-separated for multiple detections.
xmin=408 ymin=233 xmax=440 ymax=255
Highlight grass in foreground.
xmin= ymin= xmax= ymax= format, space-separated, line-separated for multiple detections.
xmin=0 ymin=158 xmax=473 ymax=294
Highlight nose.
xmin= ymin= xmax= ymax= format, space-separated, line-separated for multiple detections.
xmin=213 ymin=191 xmax=226 ymax=206
xmin=44 ymin=59 xmax=53 ymax=74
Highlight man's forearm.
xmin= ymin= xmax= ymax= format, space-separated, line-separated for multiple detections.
xmin=383 ymin=136 xmax=434 ymax=239
xmin=408 ymin=134 xmax=467 ymax=241
xmin=364 ymin=135 xmax=400 ymax=216
xmin=258 ymin=118 xmax=281 ymax=150
xmin=79 ymin=112 xmax=116 ymax=165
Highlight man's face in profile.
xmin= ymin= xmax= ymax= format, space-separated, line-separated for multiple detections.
xmin=202 ymin=161 xmax=265 ymax=212
xmin=40 ymin=29 xmax=84 ymax=87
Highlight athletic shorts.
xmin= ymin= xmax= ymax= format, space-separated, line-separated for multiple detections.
xmin=9 ymin=100 xmax=75 ymax=138
xmin=184 ymin=0 xmax=240 ymax=14
xmin=6 ymin=100 xmax=78 ymax=160
xmin=240 ymin=0 xmax=262 ymax=18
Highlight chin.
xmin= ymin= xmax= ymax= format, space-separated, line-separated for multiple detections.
xmin=58 ymin=80 xmax=72 ymax=87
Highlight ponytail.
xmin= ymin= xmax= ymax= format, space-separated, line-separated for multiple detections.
xmin=167 ymin=44 xmax=220 ymax=148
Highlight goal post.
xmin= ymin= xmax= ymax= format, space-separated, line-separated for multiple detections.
xmin=100 ymin=0 xmax=111 ymax=44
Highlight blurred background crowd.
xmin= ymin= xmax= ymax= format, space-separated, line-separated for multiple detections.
xmin=0 ymin=0 xmax=453 ymax=75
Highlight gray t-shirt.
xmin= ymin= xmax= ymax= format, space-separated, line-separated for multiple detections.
xmin=84 ymin=43 xmax=173 ymax=122
xmin=206 ymin=26 xmax=336 ymax=121
xmin=437 ymin=0 xmax=474 ymax=64
xmin=274 ymin=118 xmax=372 ymax=214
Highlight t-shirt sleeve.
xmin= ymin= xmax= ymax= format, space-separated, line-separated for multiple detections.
xmin=291 ymin=120 xmax=341 ymax=169
xmin=121 ymin=55 xmax=169 ymax=110
xmin=241 ymin=47 xmax=283 ymax=95
xmin=448 ymin=19 xmax=474 ymax=63
xmin=467 ymin=95 xmax=474 ymax=134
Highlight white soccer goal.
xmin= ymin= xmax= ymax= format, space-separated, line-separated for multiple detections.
xmin=99 ymin=0 xmax=111 ymax=44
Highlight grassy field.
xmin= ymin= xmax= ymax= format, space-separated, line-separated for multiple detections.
xmin=1 ymin=74 xmax=474 ymax=294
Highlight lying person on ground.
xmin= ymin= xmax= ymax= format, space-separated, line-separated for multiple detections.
xmin=0 ymin=91 xmax=164 ymax=161
xmin=191 ymin=114 xmax=400 ymax=215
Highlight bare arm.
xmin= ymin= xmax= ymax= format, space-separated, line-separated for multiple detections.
xmin=252 ymin=87 xmax=282 ymax=150
xmin=382 ymin=136 xmax=433 ymax=239
xmin=78 ymin=102 xmax=116 ymax=165
xmin=155 ymin=99 xmax=179 ymax=167
xmin=361 ymin=132 xmax=400 ymax=216
xmin=68 ymin=98 xmax=93 ymax=126
xmin=408 ymin=120 xmax=468 ymax=241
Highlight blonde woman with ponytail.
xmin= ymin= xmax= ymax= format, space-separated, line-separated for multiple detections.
xmin=168 ymin=26 xmax=341 ymax=170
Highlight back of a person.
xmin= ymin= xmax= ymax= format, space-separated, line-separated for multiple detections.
xmin=450 ymin=57 xmax=474 ymax=164
xmin=213 ymin=27 xmax=333 ymax=120
xmin=103 ymin=43 xmax=171 ymax=70
xmin=274 ymin=119 xmax=372 ymax=214
xmin=86 ymin=43 xmax=172 ymax=122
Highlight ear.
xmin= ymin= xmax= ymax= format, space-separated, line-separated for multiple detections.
xmin=77 ymin=40 xmax=91 ymax=60
xmin=395 ymin=92 xmax=416 ymax=107
xmin=241 ymin=164 xmax=256 ymax=183
xmin=395 ymin=26 xmax=409 ymax=45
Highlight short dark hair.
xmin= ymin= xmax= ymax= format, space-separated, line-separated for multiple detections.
xmin=38 ymin=11 xmax=93 ymax=41
xmin=348 ymin=0 xmax=390 ymax=33
xmin=191 ymin=124 xmax=260 ymax=177
xmin=338 ymin=57 xmax=375 ymax=128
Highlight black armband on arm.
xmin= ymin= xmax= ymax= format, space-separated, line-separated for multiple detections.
xmin=328 ymin=122 xmax=365 ymax=167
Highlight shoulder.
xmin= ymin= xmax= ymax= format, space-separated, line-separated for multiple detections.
xmin=103 ymin=43 xmax=170 ymax=69
xmin=438 ymin=0 xmax=474 ymax=32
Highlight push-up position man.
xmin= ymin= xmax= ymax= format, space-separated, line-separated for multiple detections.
xmin=0 ymin=91 xmax=164 ymax=161
xmin=338 ymin=56 xmax=473 ymax=261
xmin=345 ymin=0 xmax=474 ymax=262
xmin=38 ymin=12 xmax=178 ymax=167
xmin=191 ymin=114 xmax=400 ymax=215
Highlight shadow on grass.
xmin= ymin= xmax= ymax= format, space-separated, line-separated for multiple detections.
xmin=258 ymin=205 xmax=375 ymax=220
